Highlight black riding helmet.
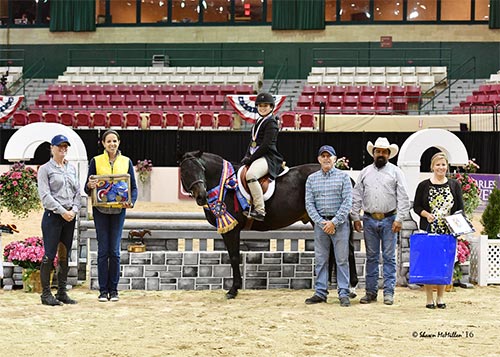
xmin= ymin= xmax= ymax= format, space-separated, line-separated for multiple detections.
xmin=255 ymin=92 xmax=275 ymax=108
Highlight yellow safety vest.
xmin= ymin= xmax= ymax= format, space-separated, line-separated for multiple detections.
xmin=94 ymin=151 xmax=130 ymax=208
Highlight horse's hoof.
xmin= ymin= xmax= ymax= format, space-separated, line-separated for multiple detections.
xmin=226 ymin=290 xmax=238 ymax=299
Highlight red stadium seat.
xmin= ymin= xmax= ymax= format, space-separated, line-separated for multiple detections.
xmin=91 ymin=112 xmax=108 ymax=128
xmin=343 ymin=95 xmax=359 ymax=107
xmin=298 ymin=113 xmax=316 ymax=130
xmin=235 ymin=84 xmax=254 ymax=94
xmin=109 ymin=111 xmax=125 ymax=128
xmin=12 ymin=110 xmax=28 ymax=127
xmin=95 ymin=94 xmax=111 ymax=107
xmin=302 ymin=85 xmax=316 ymax=96
xmin=46 ymin=85 xmax=61 ymax=95
xmin=44 ymin=111 xmax=60 ymax=123
xmin=147 ymin=111 xmax=165 ymax=128
xmin=328 ymin=95 xmax=343 ymax=107
xmin=146 ymin=85 xmax=161 ymax=95
xmin=360 ymin=85 xmax=376 ymax=96
xmin=27 ymin=111 xmax=43 ymax=124
xmin=51 ymin=94 xmax=66 ymax=107
xmin=160 ymin=85 xmax=176 ymax=95
xmin=190 ymin=85 xmax=205 ymax=95
xmin=296 ymin=95 xmax=313 ymax=108
xmin=357 ymin=106 xmax=376 ymax=115
xmin=139 ymin=95 xmax=154 ymax=107
xmin=181 ymin=111 xmax=197 ymax=129
xmin=165 ymin=111 xmax=180 ymax=129
xmin=109 ymin=94 xmax=124 ymax=107
xmin=199 ymin=95 xmax=214 ymax=106
xmin=60 ymin=112 xmax=75 ymax=126
xmin=193 ymin=105 xmax=210 ymax=111
xmin=392 ymin=97 xmax=408 ymax=114
xmin=169 ymin=95 xmax=184 ymax=106
xmin=80 ymin=94 xmax=95 ymax=107
xmin=216 ymin=111 xmax=233 ymax=130
xmin=316 ymin=85 xmax=331 ymax=96
xmin=345 ymin=85 xmax=361 ymax=95
xmin=125 ymin=111 xmax=142 ymax=129
xmin=35 ymin=94 xmax=51 ymax=107
xmin=375 ymin=85 xmax=391 ymax=96
xmin=359 ymin=95 xmax=375 ymax=106
xmin=198 ymin=112 xmax=215 ymax=129
xmin=175 ymin=85 xmax=190 ymax=95
xmin=74 ymin=111 xmax=91 ymax=128
xmin=124 ymin=94 xmax=139 ymax=107
xmin=390 ymin=85 xmax=406 ymax=97
xmin=88 ymin=85 xmax=103 ymax=95
xmin=102 ymin=85 xmax=117 ymax=95
xmin=131 ymin=85 xmax=147 ymax=95
xmin=66 ymin=94 xmax=80 ymax=106
xmin=313 ymin=95 xmax=329 ymax=107
xmin=204 ymin=85 xmax=220 ymax=95
xmin=184 ymin=94 xmax=199 ymax=106
xmin=214 ymin=95 xmax=226 ymax=106
xmin=279 ymin=112 xmax=297 ymax=130
xmin=219 ymin=84 xmax=236 ymax=95
xmin=59 ymin=85 xmax=74 ymax=95
xmin=73 ymin=85 xmax=89 ymax=95
xmin=153 ymin=95 xmax=169 ymax=107
xmin=116 ymin=85 xmax=131 ymax=95
xmin=330 ymin=85 xmax=346 ymax=95
xmin=405 ymin=85 xmax=421 ymax=103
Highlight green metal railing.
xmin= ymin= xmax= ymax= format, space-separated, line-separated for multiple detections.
xmin=269 ymin=58 xmax=288 ymax=95
xmin=67 ymin=48 xmax=266 ymax=67
xmin=8 ymin=57 xmax=46 ymax=97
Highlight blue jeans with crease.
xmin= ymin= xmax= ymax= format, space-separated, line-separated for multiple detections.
xmin=93 ymin=208 xmax=126 ymax=294
xmin=313 ymin=220 xmax=350 ymax=299
xmin=363 ymin=215 xmax=397 ymax=296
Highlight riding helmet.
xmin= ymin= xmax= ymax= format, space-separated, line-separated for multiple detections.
xmin=255 ymin=92 xmax=275 ymax=107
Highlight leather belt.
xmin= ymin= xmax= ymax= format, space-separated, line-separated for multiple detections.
xmin=365 ymin=210 xmax=396 ymax=220
xmin=323 ymin=216 xmax=334 ymax=220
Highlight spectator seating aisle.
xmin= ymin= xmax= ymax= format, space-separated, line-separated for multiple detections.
xmin=450 ymin=82 xmax=500 ymax=114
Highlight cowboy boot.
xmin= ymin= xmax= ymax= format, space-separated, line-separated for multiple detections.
xmin=55 ymin=259 xmax=77 ymax=304
xmin=40 ymin=256 xmax=62 ymax=306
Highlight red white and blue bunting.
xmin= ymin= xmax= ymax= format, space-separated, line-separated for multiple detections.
xmin=226 ymin=94 xmax=287 ymax=123
xmin=0 ymin=96 xmax=24 ymax=123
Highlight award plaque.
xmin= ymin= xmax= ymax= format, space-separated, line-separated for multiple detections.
xmin=444 ymin=211 xmax=475 ymax=236
xmin=91 ymin=174 xmax=131 ymax=207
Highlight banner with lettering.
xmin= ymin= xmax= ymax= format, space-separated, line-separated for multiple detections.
xmin=226 ymin=94 xmax=287 ymax=123
xmin=0 ymin=96 xmax=24 ymax=123
xmin=469 ymin=174 xmax=500 ymax=212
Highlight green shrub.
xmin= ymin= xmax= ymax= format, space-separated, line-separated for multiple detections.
xmin=481 ymin=185 xmax=500 ymax=239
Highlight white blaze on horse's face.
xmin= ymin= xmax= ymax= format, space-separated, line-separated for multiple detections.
xmin=318 ymin=153 xmax=336 ymax=172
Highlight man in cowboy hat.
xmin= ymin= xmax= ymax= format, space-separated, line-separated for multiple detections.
xmin=351 ymin=137 xmax=410 ymax=306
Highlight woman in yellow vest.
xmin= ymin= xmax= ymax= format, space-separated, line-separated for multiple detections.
xmin=85 ymin=130 xmax=138 ymax=302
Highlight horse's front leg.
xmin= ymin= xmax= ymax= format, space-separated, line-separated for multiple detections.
xmin=222 ymin=230 xmax=242 ymax=299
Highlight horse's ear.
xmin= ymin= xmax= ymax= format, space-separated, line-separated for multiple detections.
xmin=195 ymin=150 xmax=203 ymax=158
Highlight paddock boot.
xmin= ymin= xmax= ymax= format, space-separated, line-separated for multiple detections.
xmin=55 ymin=260 xmax=77 ymax=304
xmin=40 ymin=256 xmax=62 ymax=306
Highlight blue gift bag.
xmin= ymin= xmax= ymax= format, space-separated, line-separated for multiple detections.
xmin=409 ymin=233 xmax=457 ymax=285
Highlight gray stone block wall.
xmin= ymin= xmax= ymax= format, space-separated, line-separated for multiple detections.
xmin=2 ymin=262 xmax=78 ymax=290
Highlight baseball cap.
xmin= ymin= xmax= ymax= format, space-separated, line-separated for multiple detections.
xmin=51 ymin=134 xmax=71 ymax=146
xmin=318 ymin=145 xmax=336 ymax=157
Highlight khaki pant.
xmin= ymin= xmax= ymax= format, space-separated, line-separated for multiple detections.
xmin=245 ymin=157 xmax=268 ymax=214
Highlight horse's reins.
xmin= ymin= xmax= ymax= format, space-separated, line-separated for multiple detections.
xmin=179 ymin=156 xmax=207 ymax=195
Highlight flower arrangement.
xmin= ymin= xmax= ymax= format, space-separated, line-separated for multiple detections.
xmin=3 ymin=236 xmax=57 ymax=292
xmin=464 ymin=158 xmax=480 ymax=173
xmin=0 ymin=162 xmax=41 ymax=218
xmin=451 ymin=172 xmax=480 ymax=218
xmin=135 ymin=159 xmax=153 ymax=184
xmin=335 ymin=157 xmax=350 ymax=170
xmin=3 ymin=236 xmax=45 ymax=270
xmin=453 ymin=238 xmax=471 ymax=281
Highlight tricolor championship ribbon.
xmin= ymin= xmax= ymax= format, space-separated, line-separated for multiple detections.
xmin=226 ymin=94 xmax=286 ymax=123
xmin=0 ymin=96 xmax=24 ymax=123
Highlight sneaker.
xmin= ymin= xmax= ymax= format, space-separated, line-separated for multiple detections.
xmin=98 ymin=292 xmax=108 ymax=302
xmin=359 ymin=293 xmax=378 ymax=304
xmin=383 ymin=294 xmax=394 ymax=305
xmin=305 ymin=294 xmax=327 ymax=304
xmin=109 ymin=291 xmax=119 ymax=302
xmin=339 ymin=296 xmax=351 ymax=307
xmin=349 ymin=287 xmax=357 ymax=299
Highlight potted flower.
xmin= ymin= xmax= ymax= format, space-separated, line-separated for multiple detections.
xmin=0 ymin=162 xmax=41 ymax=218
xmin=451 ymin=172 xmax=480 ymax=219
xmin=335 ymin=157 xmax=350 ymax=170
xmin=3 ymin=236 xmax=57 ymax=292
xmin=135 ymin=159 xmax=153 ymax=184
xmin=480 ymin=185 xmax=500 ymax=239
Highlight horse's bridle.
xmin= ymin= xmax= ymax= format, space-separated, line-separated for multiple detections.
xmin=179 ymin=156 xmax=207 ymax=195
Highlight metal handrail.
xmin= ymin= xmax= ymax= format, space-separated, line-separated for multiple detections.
xmin=67 ymin=48 xmax=265 ymax=67
xmin=419 ymin=57 xmax=477 ymax=112
xmin=9 ymin=57 xmax=46 ymax=97
xmin=468 ymin=104 xmax=495 ymax=131
xmin=269 ymin=58 xmax=288 ymax=95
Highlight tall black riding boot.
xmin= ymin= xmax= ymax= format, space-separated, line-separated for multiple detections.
xmin=55 ymin=260 xmax=77 ymax=304
xmin=40 ymin=256 xmax=62 ymax=306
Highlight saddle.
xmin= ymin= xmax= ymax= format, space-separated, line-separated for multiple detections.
xmin=237 ymin=165 xmax=289 ymax=202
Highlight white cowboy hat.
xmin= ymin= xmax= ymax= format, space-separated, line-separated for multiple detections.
xmin=366 ymin=137 xmax=399 ymax=159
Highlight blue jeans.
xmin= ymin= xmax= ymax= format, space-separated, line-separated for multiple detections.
xmin=313 ymin=220 xmax=350 ymax=299
xmin=93 ymin=208 xmax=126 ymax=294
xmin=41 ymin=210 xmax=76 ymax=260
xmin=363 ymin=215 xmax=397 ymax=296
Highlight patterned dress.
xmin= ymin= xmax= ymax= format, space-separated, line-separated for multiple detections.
xmin=428 ymin=183 xmax=455 ymax=234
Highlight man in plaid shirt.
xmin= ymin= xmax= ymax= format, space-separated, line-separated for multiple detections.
xmin=304 ymin=145 xmax=353 ymax=307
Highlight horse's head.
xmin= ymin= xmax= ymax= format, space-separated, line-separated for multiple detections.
xmin=179 ymin=151 xmax=208 ymax=206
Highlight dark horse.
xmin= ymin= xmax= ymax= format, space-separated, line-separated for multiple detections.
xmin=180 ymin=151 xmax=319 ymax=299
